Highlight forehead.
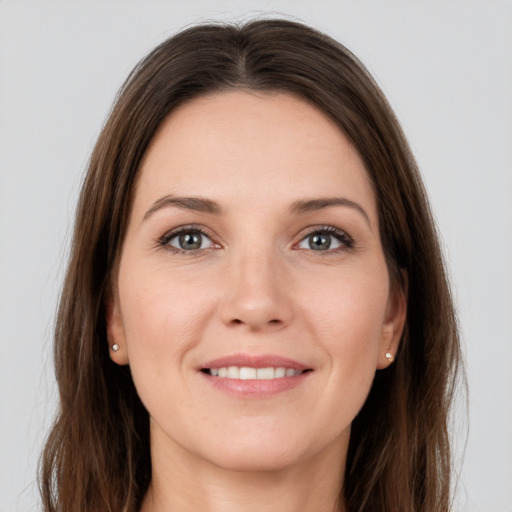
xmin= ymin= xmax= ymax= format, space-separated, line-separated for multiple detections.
xmin=135 ymin=90 xmax=376 ymax=219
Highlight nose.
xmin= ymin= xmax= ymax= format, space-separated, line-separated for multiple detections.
xmin=218 ymin=246 xmax=293 ymax=331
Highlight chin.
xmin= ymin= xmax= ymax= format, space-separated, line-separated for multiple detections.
xmin=195 ymin=424 xmax=334 ymax=474
xmin=207 ymin=443 xmax=303 ymax=473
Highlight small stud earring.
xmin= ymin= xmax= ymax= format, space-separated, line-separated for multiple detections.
xmin=111 ymin=344 xmax=120 ymax=352
xmin=385 ymin=352 xmax=394 ymax=363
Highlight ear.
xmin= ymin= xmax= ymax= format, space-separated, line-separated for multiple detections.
xmin=376 ymin=271 xmax=408 ymax=369
xmin=105 ymin=292 xmax=130 ymax=366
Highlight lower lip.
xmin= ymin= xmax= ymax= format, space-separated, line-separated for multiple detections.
xmin=200 ymin=371 xmax=311 ymax=399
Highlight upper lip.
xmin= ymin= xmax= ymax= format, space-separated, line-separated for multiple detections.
xmin=200 ymin=353 xmax=311 ymax=371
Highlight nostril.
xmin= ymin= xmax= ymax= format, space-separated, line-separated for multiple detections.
xmin=230 ymin=318 xmax=281 ymax=326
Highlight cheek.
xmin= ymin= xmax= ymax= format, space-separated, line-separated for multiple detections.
xmin=301 ymin=265 xmax=390 ymax=382
xmin=303 ymin=262 xmax=389 ymax=338
xmin=116 ymin=262 xmax=221 ymax=424
xmin=117 ymin=261 xmax=218 ymax=371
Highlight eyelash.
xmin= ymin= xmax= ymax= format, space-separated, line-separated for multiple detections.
xmin=296 ymin=225 xmax=354 ymax=253
xmin=157 ymin=224 xmax=354 ymax=255
xmin=158 ymin=224 xmax=217 ymax=255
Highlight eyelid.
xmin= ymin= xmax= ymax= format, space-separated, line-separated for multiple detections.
xmin=293 ymin=225 xmax=354 ymax=251
xmin=158 ymin=224 xmax=220 ymax=253
xmin=156 ymin=223 xmax=353 ymax=254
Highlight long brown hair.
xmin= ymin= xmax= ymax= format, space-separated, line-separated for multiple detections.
xmin=40 ymin=19 xmax=462 ymax=512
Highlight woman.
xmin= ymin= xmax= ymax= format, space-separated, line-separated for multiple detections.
xmin=39 ymin=19 xmax=462 ymax=512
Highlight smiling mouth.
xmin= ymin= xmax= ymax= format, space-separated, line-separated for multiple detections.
xmin=201 ymin=367 xmax=312 ymax=379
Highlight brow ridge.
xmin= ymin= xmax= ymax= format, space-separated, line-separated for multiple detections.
xmin=143 ymin=195 xmax=222 ymax=220
xmin=289 ymin=197 xmax=371 ymax=226
xmin=143 ymin=195 xmax=370 ymax=227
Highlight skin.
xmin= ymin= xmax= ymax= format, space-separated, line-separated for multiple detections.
xmin=107 ymin=90 xmax=406 ymax=512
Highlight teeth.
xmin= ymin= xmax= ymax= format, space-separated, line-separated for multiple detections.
xmin=275 ymin=367 xmax=286 ymax=378
xmin=206 ymin=366 xmax=304 ymax=379
xmin=257 ymin=367 xmax=274 ymax=379
xmin=239 ymin=367 xmax=256 ymax=380
xmin=227 ymin=366 xmax=239 ymax=379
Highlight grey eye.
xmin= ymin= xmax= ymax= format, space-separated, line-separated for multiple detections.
xmin=168 ymin=231 xmax=211 ymax=251
xmin=308 ymin=233 xmax=331 ymax=251
xmin=298 ymin=232 xmax=343 ymax=251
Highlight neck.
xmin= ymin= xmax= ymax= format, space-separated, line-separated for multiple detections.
xmin=140 ymin=427 xmax=347 ymax=512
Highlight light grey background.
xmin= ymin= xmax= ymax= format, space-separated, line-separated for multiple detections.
xmin=1 ymin=1 xmax=511 ymax=511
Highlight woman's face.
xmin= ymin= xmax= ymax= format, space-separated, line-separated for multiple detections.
xmin=108 ymin=91 xmax=406 ymax=472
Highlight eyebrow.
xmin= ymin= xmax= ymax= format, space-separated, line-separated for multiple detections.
xmin=289 ymin=197 xmax=371 ymax=227
xmin=143 ymin=195 xmax=222 ymax=220
xmin=143 ymin=194 xmax=371 ymax=228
